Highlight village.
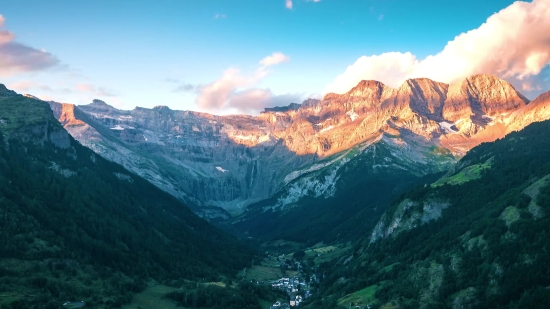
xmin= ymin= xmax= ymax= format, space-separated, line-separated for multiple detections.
xmin=237 ymin=242 xmax=350 ymax=309
xmin=267 ymin=253 xmax=316 ymax=309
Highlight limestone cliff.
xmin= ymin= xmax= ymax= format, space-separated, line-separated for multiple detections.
xmin=39 ymin=74 xmax=550 ymax=216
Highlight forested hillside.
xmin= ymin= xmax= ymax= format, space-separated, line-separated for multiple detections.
xmin=306 ymin=120 xmax=550 ymax=309
xmin=0 ymin=90 xmax=254 ymax=308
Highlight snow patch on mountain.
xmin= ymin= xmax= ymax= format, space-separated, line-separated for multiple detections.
xmin=258 ymin=135 xmax=271 ymax=143
xmin=233 ymin=135 xmax=252 ymax=140
xmin=320 ymin=126 xmax=334 ymax=133
xmin=439 ymin=122 xmax=458 ymax=134
xmin=346 ymin=110 xmax=359 ymax=121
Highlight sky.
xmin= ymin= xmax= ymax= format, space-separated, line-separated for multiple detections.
xmin=0 ymin=0 xmax=549 ymax=115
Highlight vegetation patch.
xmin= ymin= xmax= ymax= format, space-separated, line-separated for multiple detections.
xmin=304 ymin=244 xmax=351 ymax=264
xmin=241 ymin=265 xmax=284 ymax=281
xmin=165 ymin=281 xmax=284 ymax=309
xmin=432 ymin=159 xmax=492 ymax=187
xmin=337 ymin=284 xmax=379 ymax=307
xmin=523 ymin=175 xmax=550 ymax=219
xmin=0 ymin=96 xmax=59 ymax=134
xmin=379 ymin=263 xmax=400 ymax=273
xmin=121 ymin=282 xmax=180 ymax=309
xmin=499 ymin=206 xmax=520 ymax=226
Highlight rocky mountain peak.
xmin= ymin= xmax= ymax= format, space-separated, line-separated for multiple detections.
xmin=50 ymin=102 xmax=86 ymax=128
xmin=153 ymin=105 xmax=172 ymax=111
xmin=398 ymin=78 xmax=449 ymax=120
xmin=347 ymin=80 xmax=387 ymax=97
xmin=322 ymin=80 xmax=393 ymax=113
xmin=530 ymin=89 xmax=550 ymax=105
xmin=83 ymin=99 xmax=117 ymax=112
xmin=92 ymin=99 xmax=108 ymax=105
xmin=443 ymin=74 xmax=528 ymax=122
xmin=301 ymin=98 xmax=321 ymax=109
xmin=464 ymin=74 xmax=528 ymax=105
xmin=506 ymin=90 xmax=550 ymax=133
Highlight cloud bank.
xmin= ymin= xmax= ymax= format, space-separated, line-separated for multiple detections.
xmin=325 ymin=0 xmax=550 ymax=97
xmin=195 ymin=52 xmax=298 ymax=114
xmin=0 ymin=15 xmax=59 ymax=76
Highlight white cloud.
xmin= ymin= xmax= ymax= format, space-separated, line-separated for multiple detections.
xmin=326 ymin=52 xmax=419 ymax=94
xmin=76 ymin=83 xmax=117 ymax=97
xmin=195 ymin=52 xmax=294 ymax=114
xmin=214 ymin=13 xmax=226 ymax=19
xmin=8 ymin=80 xmax=35 ymax=91
xmin=0 ymin=15 xmax=59 ymax=76
xmin=286 ymin=0 xmax=293 ymax=9
xmin=325 ymin=0 xmax=550 ymax=97
xmin=0 ymin=30 xmax=14 ymax=44
xmin=259 ymin=52 xmax=290 ymax=67
xmin=195 ymin=68 xmax=251 ymax=110
xmin=7 ymin=80 xmax=76 ymax=95
xmin=226 ymin=89 xmax=302 ymax=114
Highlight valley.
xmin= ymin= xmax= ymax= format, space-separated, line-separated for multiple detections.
xmin=3 ymin=0 xmax=550 ymax=308
xmin=46 ymin=74 xmax=550 ymax=246
xmin=2 ymin=75 xmax=550 ymax=308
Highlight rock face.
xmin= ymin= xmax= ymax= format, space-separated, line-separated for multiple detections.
xmin=370 ymin=199 xmax=451 ymax=243
xmin=0 ymin=91 xmax=72 ymax=150
xmin=43 ymin=74 xmax=550 ymax=217
xmin=442 ymin=75 xmax=528 ymax=122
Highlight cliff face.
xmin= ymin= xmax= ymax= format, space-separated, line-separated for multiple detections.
xmin=0 ymin=91 xmax=71 ymax=150
xmin=44 ymin=74 xmax=550 ymax=216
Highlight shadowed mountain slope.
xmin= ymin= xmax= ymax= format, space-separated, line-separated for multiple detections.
xmin=0 ymin=91 xmax=254 ymax=308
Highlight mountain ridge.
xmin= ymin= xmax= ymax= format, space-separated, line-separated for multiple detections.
xmin=7 ymin=74 xmax=550 ymax=218
xmin=0 ymin=92 xmax=254 ymax=308
xmin=308 ymin=119 xmax=550 ymax=308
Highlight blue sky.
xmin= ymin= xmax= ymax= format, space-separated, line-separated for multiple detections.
xmin=1 ymin=0 xmax=548 ymax=114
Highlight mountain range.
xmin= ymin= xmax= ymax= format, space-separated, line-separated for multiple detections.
xmin=2 ymin=71 xmax=550 ymax=308
xmin=42 ymin=74 xmax=550 ymax=241
xmin=311 ymin=117 xmax=550 ymax=309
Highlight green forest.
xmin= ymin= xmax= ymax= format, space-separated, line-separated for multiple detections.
xmin=0 ymin=94 xmax=255 ymax=308
xmin=306 ymin=120 xmax=550 ymax=308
